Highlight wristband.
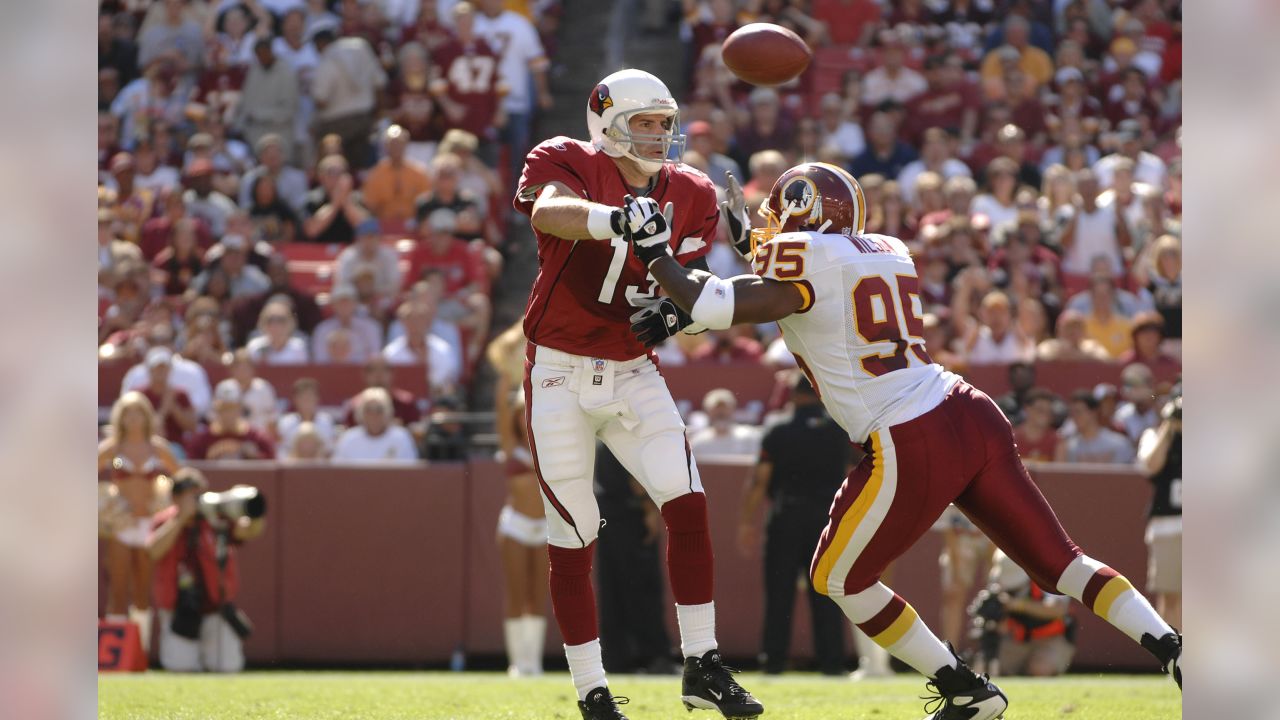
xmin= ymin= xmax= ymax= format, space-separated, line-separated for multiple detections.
xmin=690 ymin=275 xmax=736 ymax=330
xmin=587 ymin=205 xmax=622 ymax=240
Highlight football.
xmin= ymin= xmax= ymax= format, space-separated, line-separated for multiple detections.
xmin=721 ymin=23 xmax=812 ymax=87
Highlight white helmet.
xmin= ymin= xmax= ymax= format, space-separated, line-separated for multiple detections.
xmin=586 ymin=68 xmax=686 ymax=175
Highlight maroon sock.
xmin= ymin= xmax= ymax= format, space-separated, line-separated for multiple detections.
xmin=662 ymin=493 xmax=714 ymax=605
xmin=547 ymin=543 xmax=599 ymax=646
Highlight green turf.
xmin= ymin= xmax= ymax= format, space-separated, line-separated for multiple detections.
xmin=99 ymin=671 xmax=1181 ymax=719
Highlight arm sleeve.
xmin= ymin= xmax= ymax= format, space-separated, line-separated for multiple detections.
xmin=512 ymin=139 xmax=591 ymax=216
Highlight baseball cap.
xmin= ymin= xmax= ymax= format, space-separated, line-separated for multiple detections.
xmin=186 ymin=158 xmax=215 ymax=177
xmin=686 ymin=120 xmax=712 ymax=137
xmin=145 ymin=346 xmax=173 ymax=368
xmin=1054 ymin=66 xmax=1084 ymax=85
xmin=220 ymin=234 xmax=247 ymax=251
xmin=356 ymin=218 xmax=381 ymax=236
xmin=1116 ymin=118 xmax=1142 ymax=141
xmin=331 ymin=283 xmax=358 ymax=300
xmin=748 ymin=87 xmax=779 ymax=106
xmin=1132 ymin=311 xmax=1165 ymax=336
xmin=214 ymin=379 xmax=242 ymax=405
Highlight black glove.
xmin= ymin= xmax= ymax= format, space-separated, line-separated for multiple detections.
xmin=622 ymin=194 xmax=674 ymax=267
xmin=721 ymin=171 xmax=752 ymax=260
xmin=629 ymin=298 xmax=694 ymax=348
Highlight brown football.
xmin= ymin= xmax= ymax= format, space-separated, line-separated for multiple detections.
xmin=721 ymin=23 xmax=812 ymax=87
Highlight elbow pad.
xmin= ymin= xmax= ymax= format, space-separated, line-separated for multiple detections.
xmin=690 ymin=276 xmax=736 ymax=330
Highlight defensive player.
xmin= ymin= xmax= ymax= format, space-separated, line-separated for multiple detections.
xmin=514 ymin=68 xmax=762 ymax=720
xmin=625 ymin=162 xmax=1182 ymax=719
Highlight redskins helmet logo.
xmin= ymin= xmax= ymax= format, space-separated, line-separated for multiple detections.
xmin=779 ymin=176 xmax=820 ymax=220
xmin=589 ymin=84 xmax=614 ymax=116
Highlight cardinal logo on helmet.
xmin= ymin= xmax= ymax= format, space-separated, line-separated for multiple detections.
xmin=589 ymin=84 xmax=614 ymax=116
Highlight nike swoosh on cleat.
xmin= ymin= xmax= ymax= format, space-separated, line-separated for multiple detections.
xmin=709 ymin=689 xmax=722 ymax=701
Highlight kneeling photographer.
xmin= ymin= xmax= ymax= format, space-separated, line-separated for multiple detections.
xmin=969 ymin=550 xmax=1076 ymax=677
xmin=148 ymin=468 xmax=266 ymax=672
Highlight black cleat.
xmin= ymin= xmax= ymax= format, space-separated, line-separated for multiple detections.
xmin=921 ymin=653 xmax=1008 ymax=720
xmin=681 ymin=649 xmax=764 ymax=718
xmin=1141 ymin=631 xmax=1182 ymax=690
xmin=578 ymin=686 xmax=630 ymax=720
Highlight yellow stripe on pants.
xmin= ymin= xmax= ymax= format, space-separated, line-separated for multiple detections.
xmin=812 ymin=432 xmax=884 ymax=595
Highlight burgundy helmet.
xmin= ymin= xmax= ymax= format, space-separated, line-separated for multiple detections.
xmin=753 ymin=162 xmax=867 ymax=250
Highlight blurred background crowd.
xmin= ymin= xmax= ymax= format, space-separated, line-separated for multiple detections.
xmin=96 ymin=0 xmax=1181 ymax=464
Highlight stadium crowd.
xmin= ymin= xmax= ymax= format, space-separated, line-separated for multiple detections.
xmin=97 ymin=0 xmax=1180 ymax=465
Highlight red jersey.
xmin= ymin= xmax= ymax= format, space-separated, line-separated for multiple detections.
xmin=432 ymin=37 xmax=502 ymax=138
xmin=186 ymin=425 xmax=275 ymax=460
xmin=410 ymin=237 xmax=486 ymax=297
xmin=139 ymin=385 xmax=194 ymax=443
xmin=1013 ymin=425 xmax=1059 ymax=462
xmin=514 ymin=138 xmax=719 ymax=361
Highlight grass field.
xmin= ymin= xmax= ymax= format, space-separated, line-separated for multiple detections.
xmin=99 ymin=671 xmax=1181 ymax=719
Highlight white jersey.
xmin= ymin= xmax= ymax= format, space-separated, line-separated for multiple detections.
xmin=753 ymin=231 xmax=960 ymax=443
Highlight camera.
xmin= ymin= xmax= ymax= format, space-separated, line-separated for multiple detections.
xmin=1161 ymin=394 xmax=1181 ymax=422
xmin=172 ymin=477 xmax=267 ymax=524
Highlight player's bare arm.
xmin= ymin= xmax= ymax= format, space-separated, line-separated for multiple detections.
xmin=528 ymin=182 xmax=626 ymax=240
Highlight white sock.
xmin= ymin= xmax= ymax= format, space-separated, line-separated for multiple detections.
xmin=128 ymin=606 xmax=152 ymax=654
xmin=565 ymin=639 xmax=607 ymax=700
xmin=504 ymin=618 xmax=523 ymax=675
xmin=884 ymin=618 xmax=957 ymax=677
xmin=676 ymin=602 xmax=717 ymax=658
xmin=521 ymin=615 xmax=546 ymax=675
xmin=1108 ymin=590 xmax=1175 ymax=643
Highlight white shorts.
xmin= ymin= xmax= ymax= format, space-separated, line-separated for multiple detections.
xmin=116 ymin=517 xmax=152 ymax=548
xmin=157 ymin=609 xmax=245 ymax=673
xmin=498 ymin=505 xmax=548 ymax=547
xmin=525 ymin=344 xmax=703 ymax=548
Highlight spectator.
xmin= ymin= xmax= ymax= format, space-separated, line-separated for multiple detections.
xmin=1135 ymin=234 xmax=1181 ymax=339
xmin=994 ymin=361 xmax=1037 ymax=427
xmin=132 ymin=136 xmax=182 ymax=194
xmin=140 ymin=187 xmax=210 ymax=261
xmin=735 ymin=87 xmax=794 ymax=167
xmin=137 ymin=0 xmax=204 ymax=70
xmin=110 ymin=58 xmax=191 ymax=155
xmin=1114 ymin=362 xmax=1161 ymax=445
xmin=343 ymin=357 xmax=422 ymax=427
xmin=310 ymin=29 xmax=386 ymax=170
xmin=1035 ymin=308 xmax=1110 ymax=362
xmin=270 ymin=7 xmax=319 ymax=116
xmin=1104 ymin=67 xmax=1160 ymax=129
xmin=276 ymin=377 xmax=337 ymax=458
xmin=991 ymin=124 xmax=1041 ymax=190
xmin=98 ymin=208 xmax=142 ymax=284
xmin=208 ymin=1 xmax=271 ymax=68
xmin=414 ymin=153 xmax=487 ymax=241
xmin=1077 ymin=274 xmax=1135 ymax=358
xmin=238 ymin=134 xmax=309 ymax=215
xmin=303 ymin=154 xmax=370 ymax=244
xmin=439 ymin=129 xmax=502 ymax=221
xmin=192 ymin=235 xmax=271 ymax=300
xmin=185 ymin=129 xmax=247 ymax=201
xmin=121 ymin=327 xmax=214 ymax=416
xmin=898 ymin=128 xmax=973 ymax=207
xmin=230 ymin=38 xmax=298 ymax=164
xmin=284 ymin=421 xmax=329 ymax=460
xmin=99 ymin=11 xmax=140 ymax=86
xmin=686 ymin=120 xmax=742 ymax=190
xmin=980 ymin=17 xmax=1053 ymax=90
xmin=1056 ymin=390 xmax=1134 ymax=464
xmin=136 ymin=347 xmax=198 ymax=446
xmin=815 ymin=92 xmax=865 ymax=166
xmin=1045 ymin=66 xmax=1102 ymax=128
xmin=1097 ymin=157 xmax=1161 ymax=252
xmin=812 ymin=0 xmax=880 ymax=46
xmin=332 ymin=387 xmax=420 ymax=462
xmin=905 ymin=53 xmax=980 ymax=149
xmin=245 ymin=299 xmax=310 ymax=365
xmin=148 ymin=467 xmax=265 ymax=673
xmin=861 ymin=30 xmax=927 ymax=107
xmin=383 ymin=299 xmax=462 ymax=395
xmin=335 ymin=218 xmax=403 ymax=304
xmin=849 ymin=112 xmax=918 ymax=181
xmin=226 ymin=348 xmax=280 ymax=435
xmin=1119 ymin=310 xmax=1180 ymax=373
xmin=1057 ymin=169 xmax=1129 ymax=279
xmin=1136 ymin=386 xmax=1181 ymax=629
xmin=472 ymin=0 xmax=552 ymax=180
xmin=312 ymin=284 xmax=384 ymax=363
xmin=387 ymin=41 xmax=446 ymax=169
xmin=688 ymin=389 xmax=762 ymax=458
xmin=412 ymin=216 xmax=491 ymax=354
xmin=186 ymin=379 xmax=276 ymax=460
xmin=743 ymin=149 xmax=787 ymax=208
xmin=180 ymin=159 xmax=235 ymax=237
xmin=363 ymin=125 xmax=433 ymax=229
xmin=433 ymin=3 xmax=506 ymax=143
xmin=1013 ymin=388 xmax=1061 ymax=462
xmin=689 ymin=327 xmax=764 ymax=365
xmin=1094 ymin=119 xmax=1167 ymax=190
xmin=246 ymin=173 xmax=301 ymax=243
xmin=178 ymin=304 xmax=228 ymax=367
xmin=957 ymin=287 xmax=1034 ymax=366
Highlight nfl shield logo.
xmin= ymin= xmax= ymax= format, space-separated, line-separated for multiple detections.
xmin=592 ymin=358 xmax=607 ymax=374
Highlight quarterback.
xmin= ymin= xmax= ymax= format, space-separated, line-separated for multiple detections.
xmin=626 ymin=162 xmax=1182 ymax=720
xmin=513 ymin=68 xmax=762 ymax=720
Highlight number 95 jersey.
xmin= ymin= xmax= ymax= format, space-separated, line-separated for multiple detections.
xmin=754 ymin=231 xmax=961 ymax=444
xmin=514 ymin=137 xmax=720 ymax=361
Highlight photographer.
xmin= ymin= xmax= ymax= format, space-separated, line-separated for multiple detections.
xmin=148 ymin=468 xmax=265 ymax=672
xmin=970 ymin=550 xmax=1075 ymax=678
xmin=1136 ymin=385 xmax=1181 ymax=628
